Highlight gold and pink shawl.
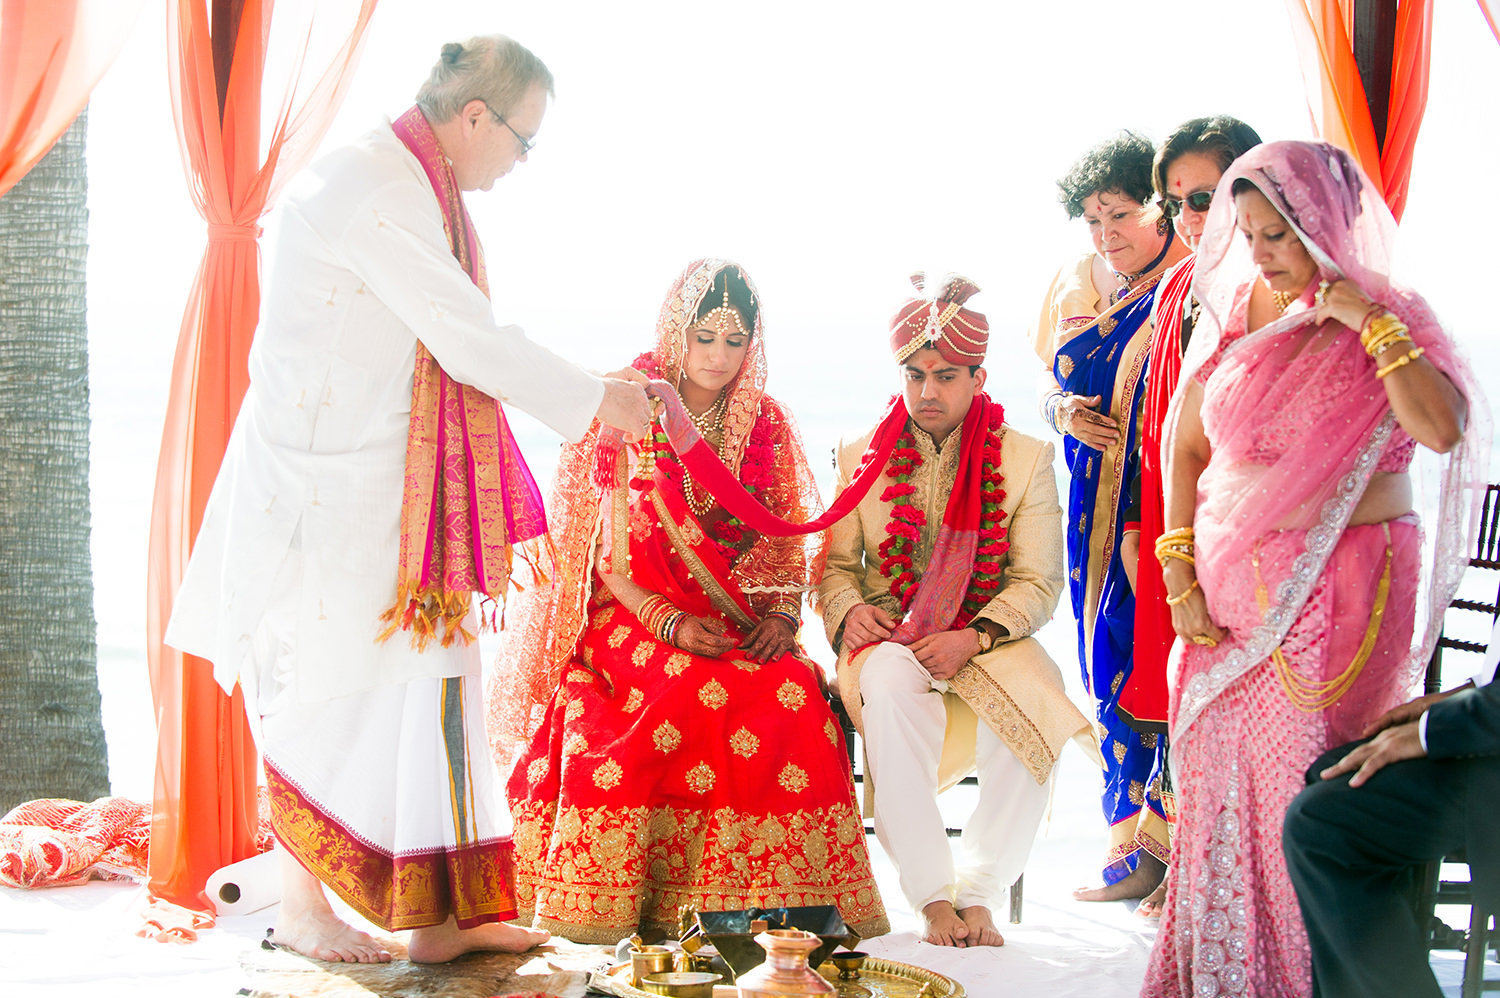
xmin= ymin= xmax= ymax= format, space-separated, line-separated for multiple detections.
xmin=377 ymin=106 xmax=548 ymax=648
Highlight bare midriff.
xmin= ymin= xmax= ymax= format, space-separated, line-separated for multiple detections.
xmin=1348 ymin=471 xmax=1413 ymax=526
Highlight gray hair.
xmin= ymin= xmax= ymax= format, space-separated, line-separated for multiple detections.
xmin=415 ymin=35 xmax=554 ymax=123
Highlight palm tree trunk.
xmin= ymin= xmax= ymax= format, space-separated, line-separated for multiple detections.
xmin=0 ymin=110 xmax=107 ymax=812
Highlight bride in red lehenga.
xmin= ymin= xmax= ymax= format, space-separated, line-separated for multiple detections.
xmin=487 ymin=258 xmax=888 ymax=944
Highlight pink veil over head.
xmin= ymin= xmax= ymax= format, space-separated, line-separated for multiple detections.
xmin=1168 ymin=140 xmax=1490 ymax=739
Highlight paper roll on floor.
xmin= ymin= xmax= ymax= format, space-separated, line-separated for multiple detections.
xmin=206 ymin=851 xmax=281 ymax=916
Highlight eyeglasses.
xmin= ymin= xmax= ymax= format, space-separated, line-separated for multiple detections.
xmin=1160 ymin=191 xmax=1213 ymax=218
xmin=483 ymin=102 xmax=534 ymax=155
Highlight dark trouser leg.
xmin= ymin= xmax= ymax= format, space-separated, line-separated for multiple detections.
xmin=1283 ymin=744 xmax=1467 ymax=998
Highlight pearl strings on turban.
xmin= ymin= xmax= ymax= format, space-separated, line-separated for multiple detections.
xmin=888 ymin=272 xmax=989 ymax=365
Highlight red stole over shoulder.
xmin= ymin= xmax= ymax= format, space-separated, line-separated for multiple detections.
xmin=1119 ymin=256 xmax=1195 ymax=731
xmin=378 ymin=106 xmax=548 ymax=648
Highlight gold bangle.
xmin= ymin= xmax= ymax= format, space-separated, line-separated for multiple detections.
xmin=1361 ymin=313 xmax=1410 ymax=355
xmin=1375 ymin=346 xmax=1425 ymax=379
xmin=1363 ymin=328 xmax=1412 ymax=358
xmin=1364 ymin=331 xmax=1413 ymax=359
xmin=1153 ymin=528 xmax=1195 ymax=560
xmin=1165 ymin=579 xmax=1201 ymax=606
xmin=1158 ymin=548 xmax=1197 ymax=569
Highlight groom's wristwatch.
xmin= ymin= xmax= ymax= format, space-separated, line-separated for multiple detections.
xmin=967 ymin=620 xmax=995 ymax=654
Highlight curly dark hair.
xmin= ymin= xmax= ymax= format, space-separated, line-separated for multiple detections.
xmin=696 ymin=265 xmax=759 ymax=331
xmin=1057 ymin=132 xmax=1156 ymax=219
xmin=1152 ymin=116 xmax=1263 ymax=196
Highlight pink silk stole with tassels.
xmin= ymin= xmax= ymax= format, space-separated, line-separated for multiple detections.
xmin=381 ymin=106 xmax=547 ymax=648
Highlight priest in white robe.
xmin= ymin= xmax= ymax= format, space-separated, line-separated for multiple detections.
xmin=166 ymin=35 xmax=649 ymax=964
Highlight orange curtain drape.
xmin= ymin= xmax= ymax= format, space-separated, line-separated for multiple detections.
xmin=1283 ymin=0 xmax=1432 ymax=221
xmin=0 ymin=0 xmax=142 ymax=199
xmin=1480 ymin=0 xmax=1500 ymax=46
xmin=146 ymin=0 xmax=377 ymax=912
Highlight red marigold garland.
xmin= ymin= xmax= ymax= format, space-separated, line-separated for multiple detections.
xmin=961 ymin=402 xmax=1010 ymax=623
xmin=878 ymin=402 xmax=1010 ymax=625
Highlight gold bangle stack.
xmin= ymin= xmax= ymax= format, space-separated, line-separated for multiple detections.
xmin=636 ymin=594 xmax=688 ymax=645
xmin=1165 ymin=578 xmax=1201 ymax=606
xmin=1154 ymin=527 xmax=1196 ymax=568
xmin=1360 ymin=311 xmax=1413 ymax=359
xmin=1375 ymin=346 xmax=1426 ymax=379
xmin=767 ymin=595 xmax=802 ymax=632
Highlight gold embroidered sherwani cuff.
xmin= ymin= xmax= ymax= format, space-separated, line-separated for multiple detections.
xmin=973 ymin=600 xmax=1031 ymax=643
xmin=817 ymin=586 xmax=865 ymax=648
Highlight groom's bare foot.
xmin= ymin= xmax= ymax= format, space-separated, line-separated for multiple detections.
xmin=1073 ymin=853 xmax=1165 ymax=902
xmin=271 ymin=909 xmax=392 ymax=963
xmin=920 ymin=900 xmax=970 ymax=947
xmin=956 ymin=905 xmax=1004 ymax=947
xmin=408 ymin=918 xmax=550 ymax=964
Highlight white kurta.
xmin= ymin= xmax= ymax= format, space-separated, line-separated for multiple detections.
xmin=166 ymin=122 xmax=604 ymax=704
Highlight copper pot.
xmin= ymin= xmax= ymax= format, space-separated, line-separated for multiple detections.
xmin=733 ymin=929 xmax=835 ymax=998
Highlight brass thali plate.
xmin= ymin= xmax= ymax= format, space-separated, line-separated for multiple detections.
xmin=587 ymin=956 xmax=965 ymax=998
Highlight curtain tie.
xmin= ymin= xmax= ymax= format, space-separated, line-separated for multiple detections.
xmin=206 ymin=222 xmax=263 ymax=242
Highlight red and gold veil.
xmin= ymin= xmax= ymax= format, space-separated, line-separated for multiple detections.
xmin=486 ymin=258 xmax=825 ymax=776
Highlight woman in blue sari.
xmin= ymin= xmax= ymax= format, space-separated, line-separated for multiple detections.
xmin=1030 ymin=132 xmax=1189 ymax=902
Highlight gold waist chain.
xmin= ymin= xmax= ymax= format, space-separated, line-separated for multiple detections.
xmin=1252 ymin=522 xmax=1393 ymax=712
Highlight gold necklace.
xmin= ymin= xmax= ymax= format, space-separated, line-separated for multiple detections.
xmin=682 ymin=390 xmax=729 ymax=517
xmin=1271 ymin=290 xmax=1296 ymax=314
xmin=686 ymin=389 xmax=728 ymax=436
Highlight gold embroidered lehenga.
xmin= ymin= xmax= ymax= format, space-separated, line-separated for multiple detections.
xmin=486 ymin=259 xmax=888 ymax=944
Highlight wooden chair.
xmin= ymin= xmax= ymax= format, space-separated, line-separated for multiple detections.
xmin=1416 ymin=482 xmax=1500 ymax=996
xmin=828 ymin=691 xmax=1024 ymax=924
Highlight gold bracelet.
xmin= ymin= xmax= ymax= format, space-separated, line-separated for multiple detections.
xmin=1165 ymin=578 xmax=1201 ymax=606
xmin=1153 ymin=527 xmax=1195 ymax=560
xmin=1361 ymin=313 xmax=1410 ymax=356
xmin=1375 ymin=346 xmax=1425 ymax=379
xmin=1363 ymin=328 xmax=1413 ymax=359
xmin=1158 ymin=548 xmax=1197 ymax=569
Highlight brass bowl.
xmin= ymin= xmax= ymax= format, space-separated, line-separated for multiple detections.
xmin=829 ymin=950 xmax=868 ymax=979
xmin=640 ymin=971 xmax=723 ymax=997
xmin=630 ymin=945 xmax=674 ymax=985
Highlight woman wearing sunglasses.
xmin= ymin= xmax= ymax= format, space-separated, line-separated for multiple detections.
xmin=1117 ymin=116 xmax=1261 ymax=919
xmin=1029 ymin=132 xmax=1189 ymax=905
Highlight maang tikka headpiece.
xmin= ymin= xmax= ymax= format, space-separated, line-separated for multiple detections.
xmin=695 ymin=271 xmax=752 ymax=337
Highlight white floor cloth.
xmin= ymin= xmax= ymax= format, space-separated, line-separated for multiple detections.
xmin=0 ymin=648 xmax=1487 ymax=997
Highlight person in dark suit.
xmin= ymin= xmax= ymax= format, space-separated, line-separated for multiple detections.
xmin=1283 ymin=629 xmax=1500 ymax=998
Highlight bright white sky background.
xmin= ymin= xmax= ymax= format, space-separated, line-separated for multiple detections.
xmin=81 ymin=0 xmax=1500 ymax=663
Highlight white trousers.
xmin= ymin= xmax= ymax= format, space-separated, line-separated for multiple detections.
xmin=859 ymin=641 xmax=1052 ymax=912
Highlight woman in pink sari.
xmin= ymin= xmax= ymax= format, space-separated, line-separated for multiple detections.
xmin=1142 ymin=141 xmax=1488 ymax=997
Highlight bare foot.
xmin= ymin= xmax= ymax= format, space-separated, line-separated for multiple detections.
xmin=920 ymin=900 xmax=970 ymax=947
xmin=1136 ymin=867 xmax=1171 ymax=918
xmin=407 ymin=917 xmax=551 ymax=964
xmin=956 ymin=905 xmax=1004 ymax=947
xmin=271 ymin=910 xmax=392 ymax=963
xmin=273 ymin=848 xmax=391 ymax=963
xmin=1073 ymin=853 xmax=1166 ymax=902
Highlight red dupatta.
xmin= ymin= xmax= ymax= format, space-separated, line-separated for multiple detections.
xmin=379 ymin=106 xmax=547 ymax=647
xmin=1120 ymin=256 xmax=1195 ymax=731
xmin=644 ymin=385 xmax=905 ymax=538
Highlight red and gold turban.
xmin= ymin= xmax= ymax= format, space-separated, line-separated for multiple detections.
xmin=888 ymin=273 xmax=989 ymax=365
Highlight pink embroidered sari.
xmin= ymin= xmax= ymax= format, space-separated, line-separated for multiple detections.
xmin=1143 ymin=142 xmax=1490 ymax=997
